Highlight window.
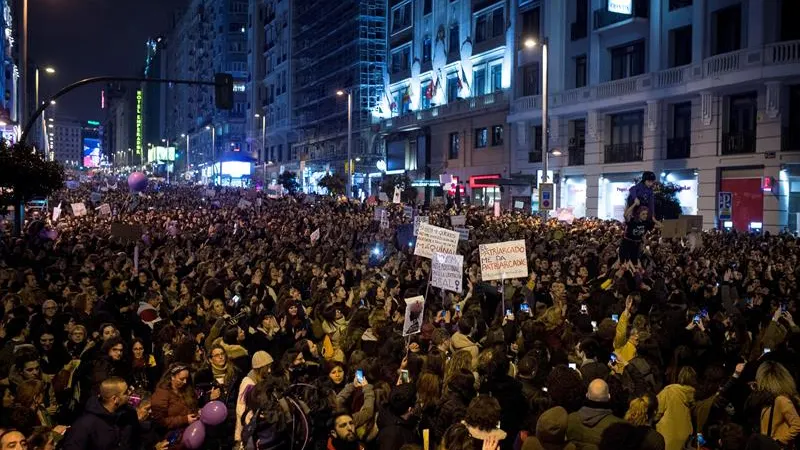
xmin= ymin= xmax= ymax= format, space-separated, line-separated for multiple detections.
xmin=475 ymin=7 xmax=504 ymax=43
xmin=392 ymin=2 xmax=412 ymax=33
xmin=672 ymin=102 xmax=692 ymax=139
xmin=447 ymin=75 xmax=459 ymax=102
xmin=424 ymin=0 xmax=432 ymax=15
xmin=449 ymin=24 xmax=460 ymax=54
xmin=575 ymin=55 xmax=587 ymax=88
xmin=421 ymin=82 xmax=431 ymax=109
xmin=528 ymin=126 xmax=543 ymax=162
xmin=610 ymin=111 xmax=644 ymax=145
xmin=491 ymin=125 xmax=504 ymax=146
xmin=422 ymin=36 xmax=432 ymax=63
xmin=610 ymin=41 xmax=645 ymax=80
xmin=712 ymin=5 xmax=741 ymax=55
xmin=449 ymin=132 xmax=460 ymax=159
xmin=491 ymin=65 xmax=502 ymax=91
xmin=670 ymin=26 xmax=692 ymax=67
xmin=475 ymin=128 xmax=488 ymax=148
xmin=473 ymin=68 xmax=486 ymax=96
xmin=277 ymin=144 xmax=283 ymax=162
xmin=522 ymin=64 xmax=539 ymax=96
xmin=728 ymin=93 xmax=757 ymax=134
xmin=391 ymin=46 xmax=410 ymax=73
xmin=571 ymin=0 xmax=588 ymax=40
xmin=520 ymin=7 xmax=540 ymax=40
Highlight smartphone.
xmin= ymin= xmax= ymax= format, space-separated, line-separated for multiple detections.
xmin=232 ymin=295 xmax=240 ymax=304
xmin=455 ymin=304 xmax=461 ymax=312
xmin=568 ymin=363 xmax=577 ymax=370
xmin=520 ymin=303 xmax=530 ymax=313
xmin=166 ymin=430 xmax=182 ymax=446
xmin=697 ymin=433 xmax=706 ymax=446
xmin=128 ymin=394 xmax=142 ymax=408
xmin=746 ymin=298 xmax=753 ymax=306
xmin=781 ymin=303 xmax=788 ymax=313
xmin=440 ymin=310 xmax=447 ymax=318
xmin=611 ymin=314 xmax=619 ymax=322
xmin=400 ymin=369 xmax=410 ymax=384
xmin=610 ymin=353 xmax=618 ymax=365
xmin=506 ymin=309 xmax=513 ymax=318
xmin=763 ymin=347 xmax=771 ymax=355
xmin=542 ymin=387 xmax=548 ymax=392
xmin=581 ymin=304 xmax=588 ymax=314
xmin=591 ymin=320 xmax=598 ymax=330
xmin=355 ymin=369 xmax=365 ymax=384
xmin=693 ymin=314 xmax=701 ymax=323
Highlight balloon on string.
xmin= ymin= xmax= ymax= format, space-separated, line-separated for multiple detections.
xmin=200 ymin=401 xmax=227 ymax=426
xmin=127 ymin=172 xmax=148 ymax=192
xmin=182 ymin=421 xmax=206 ymax=449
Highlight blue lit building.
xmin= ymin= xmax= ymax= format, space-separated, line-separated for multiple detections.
xmin=0 ymin=0 xmax=17 ymax=141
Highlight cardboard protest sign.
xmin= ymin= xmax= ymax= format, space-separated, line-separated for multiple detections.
xmin=414 ymin=223 xmax=460 ymax=259
xmin=96 ymin=203 xmax=112 ymax=216
xmin=454 ymin=226 xmax=469 ymax=241
xmin=402 ymin=295 xmax=425 ymax=336
xmin=111 ymin=223 xmax=143 ymax=243
xmin=514 ymin=201 xmax=524 ymax=209
xmin=556 ymin=207 xmax=575 ymax=224
xmin=52 ymin=203 xmax=62 ymax=222
xmin=661 ymin=215 xmax=703 ymax=238
xmin=413 ymin=215 xmax=429 ymax=236
xmin=450 ymin=215 xmax=466 ymax=226
xmin=238 ymin=199 xmax=253 ymax=209
xmin=479 ymin=240 xmax=528 ymax=281
xmin=494 ymin=202 xmax=501 ymax=217
xmin=393 ymin=186 xmax=402 ymax=204
xmin=71 ymin=203 xmax=87 ymax=217
xmin=310 ymin=228 xmax=320 ymax=244
xmin=432 ymin=252 xmax=464 ymax=293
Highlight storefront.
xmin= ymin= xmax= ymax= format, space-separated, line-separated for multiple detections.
xmin=782 ymin=166 xmax=800 ymax=233
xmin=470 ymin=174 xmax=502 ymax=207
xmin=560 ymin=176 xmax=587 ymax=218
xmin=598 ymin=173 xmax=638 ymax=221
xmin=719 ymin=167 xmax=764 ymax=232
xmin=663 ymin=170 xmax=699 ymax=215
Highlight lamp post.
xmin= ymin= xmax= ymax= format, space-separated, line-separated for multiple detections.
xmin=181 ymin=133 xmax=190 ymax=174
xmin=205 ymin=125 xmax=216 ymax=183
xmin=255 ymin=113 xmax=267 ymax=186
xmin=524 ymin=37 xmax=549 ymax=182
xmin=35 ymin=66 xmax=56 ymax=157
xmin=336 ymin=89 xmax=352 ymax=197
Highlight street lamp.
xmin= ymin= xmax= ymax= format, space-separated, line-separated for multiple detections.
xmin=337 ymin=89 xmax=352 ymax=197
xmin=255 ymin=113 xmax=266 ymax=186
xmin=35 ymin=65 xmax=56 ymax=157
xmin=523 ymin=37 xmax=550 ymax=182
xmin=44 ymin=67 xmax=55 ymax=74
xmin=205 ymin=125 xmax=216 ymax=182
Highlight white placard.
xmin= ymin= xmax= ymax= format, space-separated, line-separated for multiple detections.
xmin=373 ymin=207 xmax=385 ymax=221
xmin=413 ymin=215 xmax=429 ymax=236
xmin=238 ymin=199 xmax=253 ymax=209
xmin=514 ymin=201 xmax=524 ymax=209
xmin=393 ymin=186 xmax=402 ymax=204
xmin=479 ymin=239 xmax=529 ymax=281
xmin=96 ymin=203 xmax=112 ymax=216
xmin=380 ymin=210 xmax=390 ymax=229
xmin=414 ymin=223 xmax=460 ymax=259
xmin=52 ymin=203 xmax=62 ymax=222
xmin=310 ymin=228 xmax=320 ymax=244
xmin=608 ymin=0 xmax=632 ymax=15
xmin=378 ymin=193 xmax=389 ymax=202
xmin=556 ymin=207 xmax=575 ymax=224
xmin=439 ymin=174 xmax=453 ymax=185
xmin=432 ymin=252 xmax=464 ymax=293
xmin=403 ymin=205 xmax=413 ymax=219
xmin=71 ymin=203 xmax=87 ymax=217
xmin=402 ymin=295 xmax=425 ymax=336
xmin=494 ymin=201 xmax=501 ymax=217
xmin=450 ymin=215 xmax=466 ymax=226
xmin=454 ymin=226 xmax=469 ymax=241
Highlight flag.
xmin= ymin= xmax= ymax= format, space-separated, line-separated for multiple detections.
xmin=402 ymin=86 xmax=412 ymax=110
xmin=460 ymin=65 xmax=471 ymax=93
xmin=425 ymin=82 xmax=433 ymax=99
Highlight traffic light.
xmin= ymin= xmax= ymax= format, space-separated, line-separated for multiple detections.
xmin=214 ymin=73 xmax=234 ymax=110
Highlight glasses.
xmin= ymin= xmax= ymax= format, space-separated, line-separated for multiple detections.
xmin=211 ymin=352 xmax=226 ymax=359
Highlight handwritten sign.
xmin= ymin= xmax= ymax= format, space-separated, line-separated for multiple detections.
xmin=454 ymin=226 xmax=469 ymax=241
xmin=238 ymin=199 xmax=253 ymax=209
xmin=373 ymin=207 xmax=385 ymax=222
xmin=413 ymin=215 xmax=429 ymax=236
xmin=71 ymin=203 xmax=87 ymax=217
xmin=432 ymin=252 xmax=464 ymax=293
xmin=414 ymin=223 xmax=459 ymax=259
xmin=96 ymin=203 xmax=111 ymax=216
xmin=494 ymin=201 xmax=501 ymax=217
xmin=380 ymin=209 xmax=390 ymax=229
xmin=310 ymin=228 xmax=320 ymax=244
xmin=479 ymin=240 xmax=528 ymax=281
xmin=403 ymin=205 xmax=413 ymax=219
xmin=450 ymin=215 xmax=466 ymax=226
xmin=52 ymin=203 xmax=62 ymax=222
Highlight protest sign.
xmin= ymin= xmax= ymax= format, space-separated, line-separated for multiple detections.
xmin=393 ymin=186 xmax=402 ymax=204
xmin=556 ymin=207 xmax=575 ymax=224
xmin=494 ymin=202 xmax=501 ymax=217
xmin=373 ymin=207 xmax=385 ymax=222
xmin=90 ymin=192 xmax=102 ymax=203
xmin=310 ymin=228 xmax=320 ymax=244
xmin=479 ymin=240 xmax=528 ymax=281
xmin=403 ymin=205 xmax=413 ymax=219
xmin=378 ymin=193 xmax=389 ymax=202
xmin=432 ymin=252 xmax=464 ymax=293
xmin=238 ymin=199 xmax=253 ymax=209
xmin=96 ymin=203 xmax=112 ymax=216
xmin=413 ymin=215 xmax=429 ymax=236
xmin=380 ymin=210 xmax=390 ymax=229
xmin=52 ymin=203 xmax=62 ymax=222
xmin=450 ymin=215 xmax=466 ymax=226
xmin=454 ymin=227 xmax=469 ymax=241
xmin=71 ymin=203 xmax=87 ymax=217
xmin=111 ymin=223 xmax=143 ymax=243
xmin=402 ymin=296 xmax=425 ymax=336
xmin=205 ymin=189 xmax=216 ymax=198
xmin=414 ymin=223 xmax=459 ymax=259
xmin=514 ymin=201 xmax=524 ymax=209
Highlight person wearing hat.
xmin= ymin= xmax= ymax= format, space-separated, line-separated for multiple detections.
xmin=234 ymin=351 xmax=273 ymax=443
xmin=627 ymin=171 xmax=658 ymax=224
xmin=523 ymin=407 xmax=577 ymax=450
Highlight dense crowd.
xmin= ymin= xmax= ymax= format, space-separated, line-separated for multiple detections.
xmin=0 ymin=175 xmax=798 ymax=450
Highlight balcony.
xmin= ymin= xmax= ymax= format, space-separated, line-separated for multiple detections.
xmin=721 ymin=131 xmax=756 ymax=155
xmin=570 ymin=21 xmax=587 ymax=41
xmin=380 ymin=91 xmax=509 ymax=132
xmin=604 ymin=142 xmax=643 ymax=163
xmin=593 ymin=0 xmax=648 ymax=30
xmin=782 ymin=127 xmax=800 ymax=152
xmin=666 ymin=137 xmax=691 ymax=159
xmin=568 ymin=145 xmax=585 ymax=165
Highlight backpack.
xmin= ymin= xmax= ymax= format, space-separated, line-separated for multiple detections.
xmin=621 ymin=356 xmax=658 ymax=398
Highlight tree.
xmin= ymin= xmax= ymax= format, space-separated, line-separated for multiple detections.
xmin=318 ymin=173 xmax=346 ymax=196
xmin=0 ymin=141 xmax=65 ymax=234
xmin=277 ymin=171 xmax=300 ymax=195
xmin=379 ymin=174 xmax=418 ymax=203
xmin=653 ymin=181 xmax=685 ymax=220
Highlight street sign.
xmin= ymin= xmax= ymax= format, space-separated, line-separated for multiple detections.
xmin=538 ymin=183 xmax=554 ymax=211
xmin=718 ymin=192 xmax=732 ymax=221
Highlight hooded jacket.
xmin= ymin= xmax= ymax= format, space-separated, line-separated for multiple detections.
xmin=566 ymin=405 xmax=624 ymax=450
xmin=655 ymin=384 xmax=695 ymax=450
xmin=449 ymin=332 xmax=480 ymax=368
xmin=61 ymin=396 xmax=139 ymax=450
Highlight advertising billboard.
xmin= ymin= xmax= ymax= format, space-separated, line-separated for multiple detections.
xmin=147 ymin=146 xmax=176 ymax=163
xmin=82 ymin=138 xmax=101 ymax=168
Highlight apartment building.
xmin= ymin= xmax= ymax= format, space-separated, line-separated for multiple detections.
xmin=506 ymin=0 xmax=800 ymax=233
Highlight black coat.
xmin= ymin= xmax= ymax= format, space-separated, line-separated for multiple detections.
xmin=376 ymin=406 xmax=419 ymax=450
xmin=61 ymin=397 xmax=140 ymax=450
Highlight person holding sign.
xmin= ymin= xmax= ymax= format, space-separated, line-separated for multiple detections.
xmin=619 ymin=198 xmax=659 ymax=267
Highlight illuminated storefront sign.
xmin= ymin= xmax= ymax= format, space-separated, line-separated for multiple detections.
xmin=469 ymin=174 xmax=501 ymax=189
xmin=608 ymin=0 xmax=632 ymax=14
xmin=135 ymin=90 xmax=143 ymax=156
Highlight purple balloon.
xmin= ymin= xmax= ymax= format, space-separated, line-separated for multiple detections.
xmin=127 ymin=172 xmax=148 ymax=192
xmin=200 ymin=400 xmax=228 ymax=426
xmin=182 ymin=421 xmax=206 ymax=449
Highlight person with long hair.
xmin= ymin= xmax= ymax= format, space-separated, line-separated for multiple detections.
xmin=750 ymin=361 xmax=800 ymax=446
xmin=150 ymin=364 xmax=199 ymax=433
xmin=655 ymin=367 xmax=697 ymax=450
xmin=624 ymin=394 xmax=666 ymax=450
xmin=129 ymin=338 xmax=159 ymax=393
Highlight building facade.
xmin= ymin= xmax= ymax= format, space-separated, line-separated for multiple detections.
xmin=50 ymin=117 xmax=82 ymax=167
xmin=502 ymin=0 xmax=800 ymax=233
xmin=102 ymin=83 xmax=136 ymax=167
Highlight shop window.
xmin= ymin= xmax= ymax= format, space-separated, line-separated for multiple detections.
xmin=492 ymin=125 xmax=504 ymax=146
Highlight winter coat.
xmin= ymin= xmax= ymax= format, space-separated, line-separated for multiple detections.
xmin=151 ymin=385 xmax=197 ymax=432
xmin=566 ymin=406 xmax=624 ymax=450
xmin=435 ymin=386 xmax=474 ymax=443
xmin=612 ymin=310 xmax=637 ymax=374
xmin=449 ymin=332 xmax=479 ymax=369
xmin=655 ymin=384 xmax=695 ymax=450
xmin=61 ymin=396 xmax=140 ymax=450
xmin=484 ymin=374 xmax=527 ymax=450
xmin=376 ymin=405 xmax=420 ymax=450
xmin=759 ymin=395 xmax=800 ymax=446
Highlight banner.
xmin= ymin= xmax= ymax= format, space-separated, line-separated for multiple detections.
xmin=414 ymin=223 xmax=459 ymax=259
xmin=450 ymin=215 xmax=466 ymax=226
xmin=479 ymin=239 xmax=528 ymax=281
xmin=52 ymin=203 xmax=62 ymax=222
xmin=556 ymin=207 xmax=575 ymax=224
xmin=402 ymin=295 xmax=425 ymax=336
xmin=310 ymin=228 xmax=320 ymax=244
xmin=432 ymin=252 xmax=464 ymax=293
xmin=454 ymin=226 xmax=469 ymax=241
xmin=71 ymin=203 xmax=87 ymax=217
xmin=413 ymin=215 xmax=429 ymax=236
xmin=96 ymin=203 xmax=112 ymax=216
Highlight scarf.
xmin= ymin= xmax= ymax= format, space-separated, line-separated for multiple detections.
xmin=211 ymin=361 xmax=234 ymax=385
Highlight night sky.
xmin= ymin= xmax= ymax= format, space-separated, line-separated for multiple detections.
xmin=29 ymin=0 xmax=188 ymax=121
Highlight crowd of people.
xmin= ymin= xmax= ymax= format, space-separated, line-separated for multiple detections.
xmin=0 ymin=173 xmax=798 ymax=450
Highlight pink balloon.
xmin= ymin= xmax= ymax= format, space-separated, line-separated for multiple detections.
xmin=127 ymin=172 xmax=148 ymax=192
xmin=200 ymin=400 xmax=228 ymax=426
xmin=182 ymin=421 xmax=206 ymax=449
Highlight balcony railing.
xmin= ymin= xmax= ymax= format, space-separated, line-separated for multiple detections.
xmin=782 ymin=126 xmax=800 ymax=152
xmin=593 ymin=0 xmax=648 ymax=30
xmin=570 ymin=21 xmax=587 ymax=41
xmin=604 ymin=142 xmax=643 ymax=163
xmin=666 ymin=137 xmax=691 ymax=159
xmin=568 ymin=145 xmax=585 ymax=166
xmin=721 ymin=131 xmax=756 ymax=155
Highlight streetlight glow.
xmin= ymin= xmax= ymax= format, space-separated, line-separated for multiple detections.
xmin=254 ymin=113 xmax=260 ymax=118
xmin=336 ymin=90 xmax=345 ymax=96
xmin=44 ymin=67 xmax=56 ymax=74
xmin=524 ymin=38 xmax=537 ymax=48
xmin=49 ymin=100 xmax=56 ymax=105
xmin=551 ymin=149 xmax=563 ymax=156
xmin=205 ymin=125 xmax=211 ymax=130
xmin=181 ymin=133 xmax=186 ymax=137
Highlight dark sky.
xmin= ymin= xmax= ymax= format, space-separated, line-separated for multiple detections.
xmin=29 ymin=0 xmax=188 ymax=121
